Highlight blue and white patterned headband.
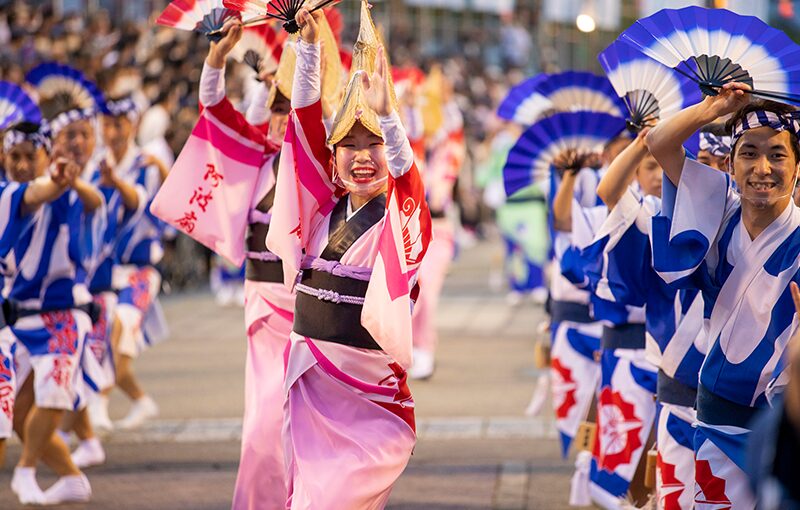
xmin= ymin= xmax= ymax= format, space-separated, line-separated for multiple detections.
xmin=49 ymin=107 xmax=96 ymax=138
xmin=103 ymin=97 xmax=139 ymax=120
xmin=3 ymin=128 xmax=51 ymax=153
xmin=731 ymin=110 xmax=800 ymax=151
xmin=699 ymin=132 xmax=732 ymax=157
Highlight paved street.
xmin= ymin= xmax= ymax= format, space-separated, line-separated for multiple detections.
xmin=0 ymin=239 xmax=576 ymax=509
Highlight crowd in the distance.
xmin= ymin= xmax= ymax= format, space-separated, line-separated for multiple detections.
xmin=0 ymin=2 xmax=537 ymax=291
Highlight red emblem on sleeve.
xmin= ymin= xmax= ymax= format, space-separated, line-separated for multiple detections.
xmin=593 ymin=386 xmax=643 ymax=472
xmin=694 ymin=459 xmax=731 ymax=510
xmin=551 ymin=357 xmax=578 ymax=420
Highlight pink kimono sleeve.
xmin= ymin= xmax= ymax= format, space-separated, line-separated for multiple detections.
xmin=362 ymin=112 xmax=433 ymax=368
xmin=266 ymin=100 xmax=340 ymax=286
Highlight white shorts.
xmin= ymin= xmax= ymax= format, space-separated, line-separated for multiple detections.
xmin=8 ymin=310 xmax=90 ymax=411
xmin=113 ymin=265 xmax=163 ymax=358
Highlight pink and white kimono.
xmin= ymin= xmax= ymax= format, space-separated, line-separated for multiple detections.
xmin=411 ymin=102 xmax=463 ymax=361
xmin=267 ymin=41 xmax=432 ymax=509
xmin=235 ymin=172 xmax=295 ymax=510
xmin=194 ymin=64 xmax=295 ymax=510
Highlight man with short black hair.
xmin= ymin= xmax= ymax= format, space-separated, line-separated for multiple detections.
xmin=646 ymin=84 xmax=800 ymax=509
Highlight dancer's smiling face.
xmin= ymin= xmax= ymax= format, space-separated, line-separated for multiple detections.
xmin=101 ymin=114 xmax=135 ymax=158
xmin=53 ymin=118 xmax=96 ymax=169
xmin=334 ymin=122 xmax=388 ymax=199
xmin=732 ymin=127 xmax=799 ymax=209
xmin=5 ymin=140 xmax=49 ymax=183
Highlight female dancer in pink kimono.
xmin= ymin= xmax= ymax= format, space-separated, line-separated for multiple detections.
xmin=199 ymin=15 xmax=342 ymax=509
xmin=266 ymin=4 xmax=432 ymax=508
xmin=202 ymin=26 xmax=289 ymax=510
xmin=410 ymin=85 xmax=464 ymax=380
xmin=199 ymin=21 xmax=299 ymax=510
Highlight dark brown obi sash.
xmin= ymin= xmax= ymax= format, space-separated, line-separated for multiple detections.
xmin=293 ymin=194 xmax=387 ymax=351
xmin=245 ymin=186 xmax=283 ymax=283
xmin=601 ymin=323 xmax=646 ymax=350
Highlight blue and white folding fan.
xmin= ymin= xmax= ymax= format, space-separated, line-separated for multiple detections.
xmin=496 ymin=74 xmax=552 ymax=125
xmin=533 ymin=71 xmax=628 ymax=118
xmin=0 ymin=81 xmax=41 ymax=130
xmin=26 ymin=62 xmax=105 ymax=111
xmin=503 ymin=111 xmax=626 ymax=197
xmin=599 ymin=40 xmax=702 ymax=133
xmin=620 ymin=7 xmax=800 ymax=104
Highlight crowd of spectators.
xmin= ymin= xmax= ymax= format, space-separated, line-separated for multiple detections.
xmin=0 ymin=0 xmax=537 ymax=287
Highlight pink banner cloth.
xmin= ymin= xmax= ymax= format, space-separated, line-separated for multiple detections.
xmin=151 ymin=98 xmax=273 ymax=266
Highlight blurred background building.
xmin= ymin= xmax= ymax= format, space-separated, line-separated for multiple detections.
xmin=4 ymin=0 xmax=800 ymax=291
xmin=19 ymin=0 xmax=800 ymax=73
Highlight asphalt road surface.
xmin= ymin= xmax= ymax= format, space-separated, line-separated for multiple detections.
xmin=1 ymin=239 xmax=576 ymax=509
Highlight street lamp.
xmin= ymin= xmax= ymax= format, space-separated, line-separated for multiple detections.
xmin=576 ymin=13 xmax=596 ymax=33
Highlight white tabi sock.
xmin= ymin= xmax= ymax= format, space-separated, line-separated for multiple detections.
xmin=524 ymin=373 xmax=550 ymax=417
xmin=88 ymin=394 xmax=114 ymax=432
xmin=43 ymin=473 xmax=92 ymax=504
xmin=71 ymin=437 xmax=106 ymax=468
xmin=11 ymin=466 xmax=47 ymax=505
xmin=115 ymin=395 xmax=159 ymax=430
xmin=409 ymin=349 xmax=435 ymax=380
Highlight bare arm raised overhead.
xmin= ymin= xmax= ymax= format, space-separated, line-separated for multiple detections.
xmin=551 ymin=151 xmax=590 ymax=232
xmin=597 ymin=130 xmax=649 ymax=210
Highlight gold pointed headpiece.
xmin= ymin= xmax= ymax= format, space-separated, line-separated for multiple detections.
xmin=267 ymin=13 xmax=343 ymax=110
xmin=327 ymin=0 xmax=398 ymax=146
xmin=422 ymin=64 xmax=444 ymax=138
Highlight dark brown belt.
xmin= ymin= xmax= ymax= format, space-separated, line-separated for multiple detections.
xmin=601 ymin=323 xmax=646 ymax=350
xmin=293 ymin=269 xmax=382 ymax=350
xmin=245 ymin=259 xmax=283 ymax=283
xmin=245 ymin=221 xmax=284 ymax=283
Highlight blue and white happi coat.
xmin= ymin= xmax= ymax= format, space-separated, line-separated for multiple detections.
xmin=574 ymin=184 xmax=705 ymax=510
xmin=579 ymin=186 xmax=707 ymax=399
xmin=4 ymin=190 xmax=88 ymax=310
xmin=651 ymin=158 xmax=800 ymax=506
xmin=114 ymin=145 xmax=164 ymax=269
xmin=652 ymin=159 xmax=800 ymax=439
xmin=83 ymin=158 xmax=125 ymax=295
xmin=0 ymin=182 xmax=32 ymax=437
xmin=561 ymin=196 xmax=658 ymax=510
xmin=80 ymin=159 xmax=128 ymax=390
xmin=1 ymin=186 xmax=99 ymax=410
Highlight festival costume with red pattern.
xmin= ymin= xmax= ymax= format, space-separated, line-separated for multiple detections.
xmin=410 ymin=100 xmax=462 ymax=377
xmin=649 ymin=158 xmax=800 ymax=509
xmin=266 ymin=33 xmax=431 ymax=508
xmin=560 ymin=193 xmax=658 ymax=509
xmin=0 ymin=182 xmax=35 ymax=437
xmin=3 ymin=188 xmax=96 ymax=412
xmin=197 ymin=63 xmax=294 ymax=510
